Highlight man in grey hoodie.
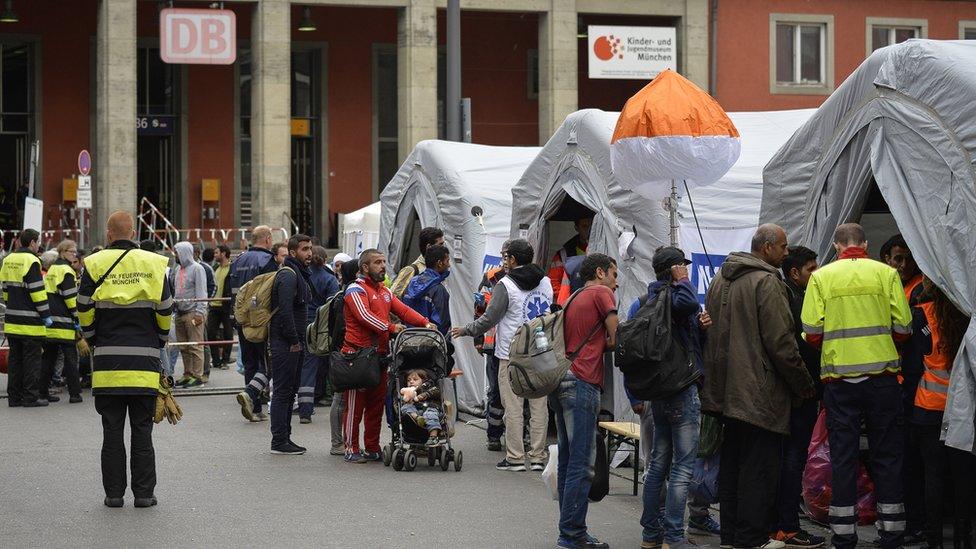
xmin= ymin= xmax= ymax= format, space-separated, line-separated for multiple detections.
xmin=172 ymin=241 xmax=208 ymax=387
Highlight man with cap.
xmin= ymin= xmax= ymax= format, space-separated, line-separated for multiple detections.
xmin=632 ymin=247 xmax=711 ymax=549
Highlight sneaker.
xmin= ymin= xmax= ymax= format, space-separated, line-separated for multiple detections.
xmin=774 ymin=530 xmax=825 ymax=548
xmin=425 ymin=436 xmax=442 ymax=447
xmin=344 ymin=452 xmax=366 ymax=464
xmin=289 ymin=440 xmax=307 ymax=453
xmin=255 ymin=412 xmax=269 ymax=422
xmin=487 ymin=439 xmax=503 ymax=451
xmin=271 ymin=442 xmax=306 ymax=455
xmin=758 ymin=540 xmax=786 ymax=549
xmin=329 ymin=444 xmax=345 ymax=456
xmin=236 ymin=392 xmax=256 ymax=421
xmin=557 ymin=535 xmax=609 ymax=548
xmin=45 ymin=395 xmax=61 ymax=403
xmin=688 ymin=514 xmax=722 ymax=536
xmin=69 ymin=395 xmax=83 ymax=403
xmin=183 ymin=378 xmax=204 ymax=388
xmin=496 ymin=459 xmax=526 ymax=472
xmin=530 ymin=462 xmax=545 ymax=471
xmin=299 ymin=417 xmax=311 ymax=424
xmin=640 ymin=541 xmax=662 ymax=549
xmin=175 ymin=375 xmax=192 ymax=386
xmin=362 ymin=451 xmax=382 ymax=462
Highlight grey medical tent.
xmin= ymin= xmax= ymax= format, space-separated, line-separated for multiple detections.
xmin=760 ymin=40 xmax=976 ymax=452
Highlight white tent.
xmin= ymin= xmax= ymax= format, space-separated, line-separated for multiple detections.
xmin=338 ymin=201 xmax=381 ymax=257
xmin=510 ymin=108 xmax=814 ymax=422
xmin=761 ymin=40 xmax=976 ymax=452
xmin=378 ymin=140 xmax=541 ymax=414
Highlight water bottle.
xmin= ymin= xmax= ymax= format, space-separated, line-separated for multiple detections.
xmin=534 ymin=326 xmax=549 ymax=351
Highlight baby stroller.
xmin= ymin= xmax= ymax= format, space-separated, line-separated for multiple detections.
xmin=382 ymin=327 xmax=463 ymax=472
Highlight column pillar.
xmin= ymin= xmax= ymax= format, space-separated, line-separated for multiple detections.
xmin=538 ymin=0 xmax=578 ymax=144
xmin=94 ymin=0 xmax=137 ymax=238
xmin=397 ymin=0 xmax=438 ymax=161
xmin=251 ymin=0 xmax=291 ymax=230
xmin=683 ymin=0 xmax=709 ymax=91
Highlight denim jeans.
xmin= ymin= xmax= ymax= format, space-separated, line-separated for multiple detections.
xmin=401 ymin=403 xmax=442 ymax=432
xmin=548 ymin=373 xmax=601 ymax=542
xmin=641 ymin=384 xmax=701 ymax=544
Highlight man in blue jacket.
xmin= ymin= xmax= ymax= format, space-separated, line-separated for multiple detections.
xmin=403 ymin=244 xmax=452 ymax=336
xmin=298 ymin=245 xmax=342 ymax=422
xmin=232 ymin=226 xmax=279 ymax=422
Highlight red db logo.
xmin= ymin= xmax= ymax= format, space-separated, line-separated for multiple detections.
xmin=160 ymin=8 xmax=237 ymax=65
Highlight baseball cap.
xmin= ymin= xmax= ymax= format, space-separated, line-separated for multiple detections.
xmin=652 ymin=246 xmax=692 ymax=278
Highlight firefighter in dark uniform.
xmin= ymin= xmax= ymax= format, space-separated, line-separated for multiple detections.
xmin=77 ymin=211 xmax=172 ymax=508
xmin=1 ymin=228 xmax=54 ymax=407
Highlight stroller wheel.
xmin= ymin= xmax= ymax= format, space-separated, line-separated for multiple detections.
xmin=392 ymin=448 xmax=404 ymax=471
xmin=382 ymin=445 xmax=392 ymax=467
xmin=427 ymin=451 xmax=437 ymax=468
xmin=454 ymin=450 xmax=463 ymax=472
xmin=404 ymin=450 xmax=417 ymax=472
xmin=440 ymin=447 xmax=450 ymax=471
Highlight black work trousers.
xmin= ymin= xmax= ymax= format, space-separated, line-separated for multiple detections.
xmin=718 ymin=417 xmax=783 ymax=548
xmin=269 ymin=343 xmax=301 ymax=446
xmin=94 ymin=394 xmax=157 ymax=499
xmin=773 ymin=398 xmax=819 ymax=533
xmin=903 ymin=414 xmax=926 ymax=535
xmin=207 ymin=306 xmax=233 ymax=369
xmin=7 ymin=336 xmax=43 ymax=405
xmin=43 ymin=341 xmax=80 ymax=398
xmin=912 ymin=421 xmax=976 ymax=547
xmin=824 ymin=376 xmax=905 ymax=549
xmin=239 ymin=327 xmax=269 ymax=413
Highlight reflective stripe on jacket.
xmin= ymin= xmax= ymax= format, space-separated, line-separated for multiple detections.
xmin=78 ymin=241 xmax=172 ymax=396
xmin=0 ymin=249 xmax=50 ymax=338
xmin=801 ymin=256 xmax=912 ymax=380
xmin=44 ymin=259 xmax=79 ymax=341
xmin=914 ymin=301 xmax=950 ymax=411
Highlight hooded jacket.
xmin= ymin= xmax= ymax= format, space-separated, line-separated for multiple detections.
xmin=701 ymin=252 xmax=815 ymax=435
xmin=402 ymin=267 xmax=452 ymax=337
xmin=171 ymin=241 xmax=207 ymax=315
xmin=461 ymin=263 xmax=552 ymax=360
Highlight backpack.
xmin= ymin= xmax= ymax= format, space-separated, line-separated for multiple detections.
xmin=233 ymin=267 xmax=292 ymax=343
xmin=507 ymin=288 xmax=604 ymax=399
xmin=306 ymin=290 xmax=344 ymax=356
xmin=614 ymin=286 xmax=701 ymax=400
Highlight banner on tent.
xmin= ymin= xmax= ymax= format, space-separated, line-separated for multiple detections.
xmin=681 ymin=226 xmax=754 ymax=304
xmin=483 ymin=235 xmax=507 ymax=273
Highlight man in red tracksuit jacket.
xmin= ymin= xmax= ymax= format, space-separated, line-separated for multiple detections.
xmin=341 ymin=248 xmax=432 ymax=463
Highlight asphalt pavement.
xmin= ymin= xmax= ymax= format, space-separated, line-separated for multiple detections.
xmin=0 ymin=364 xmax=651 ymax=549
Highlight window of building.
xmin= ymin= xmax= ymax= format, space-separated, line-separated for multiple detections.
xmin=866 ymin=18 xmax=927 ymax=55
xmin=959 ymin=21 xmax=976 ymax=39
xmin=0 ymin=41 xmax=36 ymax=231
xmin=373 ymin=45 xmax=398 ymax=198
xmin=238 ymin=47 xmax=252 ymax=228
xmin=769 ymin=14 xmax=834 ymax=95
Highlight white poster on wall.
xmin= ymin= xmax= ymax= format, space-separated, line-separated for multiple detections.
xmin=588 ymin=25 xmax=677 ymax=80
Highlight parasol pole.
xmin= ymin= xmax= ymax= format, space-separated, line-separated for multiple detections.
xmin=669 ymin=179 xmax=679 ymax=247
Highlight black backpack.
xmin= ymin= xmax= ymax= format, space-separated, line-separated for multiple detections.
xmin=614 ymin=286 xmax=701 ymax=400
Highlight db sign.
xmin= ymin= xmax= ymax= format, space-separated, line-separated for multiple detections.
xmin=160 ymin=8 xmax=237 ymax=65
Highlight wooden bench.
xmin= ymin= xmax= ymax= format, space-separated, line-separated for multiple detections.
xmin=598 ymin=421 xmax=641 ymax=496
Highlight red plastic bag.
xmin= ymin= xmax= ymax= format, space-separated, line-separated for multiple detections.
xmin=802 ymin=408 xmax=877 ymax=525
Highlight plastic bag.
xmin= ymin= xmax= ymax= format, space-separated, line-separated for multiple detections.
xmin=802 ymin=408 xmax=877 ymax=525
xmin=542 ymin=444 xmax=559 ymax=501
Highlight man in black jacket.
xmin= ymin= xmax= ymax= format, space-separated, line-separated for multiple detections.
xmin=268 ymin=234 xmax=313 ymax=455
xmin=772 ymin=245 xmax=824 ymax=548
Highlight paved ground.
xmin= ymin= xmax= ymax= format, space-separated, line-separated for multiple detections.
xmin=0 ymin=365 xmax=653 ymax=549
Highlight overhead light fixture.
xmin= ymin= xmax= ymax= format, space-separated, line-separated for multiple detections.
xmin=0 ymin=0 xmax=19 ymax=24
xmin=298 ymin=7 xmax=316 ymax=32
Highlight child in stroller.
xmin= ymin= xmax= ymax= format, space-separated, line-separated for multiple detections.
xmin=400 ymin=369 xmax=444 ymax=447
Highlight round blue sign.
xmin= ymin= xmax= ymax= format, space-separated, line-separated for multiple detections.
xmin=78 ymin=150 xmax=92 ymax=176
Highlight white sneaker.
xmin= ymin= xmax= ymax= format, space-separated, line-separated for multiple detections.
xmin=760 ymin=540 xmax=787 ymax=549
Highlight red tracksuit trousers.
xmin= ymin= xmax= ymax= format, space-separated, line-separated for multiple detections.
xmin=342 ymin=370 xmax=388 ymax=454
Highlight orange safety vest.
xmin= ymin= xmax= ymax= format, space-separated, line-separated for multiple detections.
xmin=914 ymin=301 xmax=951 ymax=412
xmin=480 ymin=267 xmax=505 ymax=350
